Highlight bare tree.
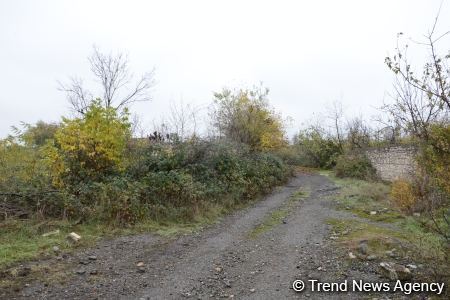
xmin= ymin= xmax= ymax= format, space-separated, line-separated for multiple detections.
xmin=59 ymin=46 xmax=154 ymax=114
xmin=326 ymin=100 xmax=345 ymax=150
xmin=381 ymin=75 xmax=444 ymax=140
xmin=167 ymin=100 xmax=199 ymax=141
xmin=130 ymin=113 xmax=148 ymax=138
xmin=345 ymin=116 xmax=372 ymax=150
xmin=384 ymin=5 xmax=450 ymax=139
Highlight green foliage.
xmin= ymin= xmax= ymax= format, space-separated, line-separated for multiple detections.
xmin=0 ymin=86 xmax=291 ymax=227
xmin=124 ymin=141 xmax=291 ymax=222
xmin=272 ymin=146 xmax=307 ymax=165
xmin=44 ymin=99 xmax=131 ymax=187
xmin=334 ymin=153 xmax=377 ymax=180
xmin=212 ymin=86 xmax=287 ymax=151
xmin=0 ymin=138 xmax=63 ymax=217
xmin=13 ymin=121 xmax=59 ymax=147
xmin=419 ymin=123 xmax=450 ymax=196
xmin=293 ymin=126 xmax=342 ymax=169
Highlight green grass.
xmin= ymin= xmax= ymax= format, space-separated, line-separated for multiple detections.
xmin=0 ymin=198 xmax=262 ymax=291
xmin=248 ymin=187 xmax=309 ymax=238
xmin=327 ymin=218 xmax=406 ymax=242
xmin=0 ymin=218 xmax=206 ymax=269
xmin=323 ymin=172 xmax=405 ymax=223
xmin=324 ymin=173 xmax=449 ymax=292
xmin=0 ymin=187 xmax=285 ymax=269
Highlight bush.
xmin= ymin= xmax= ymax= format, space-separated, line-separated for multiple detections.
xmin=2 ymin=116 xmax=292 ymax=224
xmin=293 ymin=127 xmax=342 ymax=169
xmin=212 ymin=87 xmax=287 ymax=151
xmin=419 ymin=124 xmax=450 ymax=196
xmin=123 ymin=140 xmax=291 ymax=222
xmin=273 ymin=146 xmax=306 ymax=165
xmin=391 ymin=180 xmax=418 ymax=213
xmin=334 ymin=153 xmax=376 ymax=180
xmin=44 ymin=99 xmax=131 ymax=188
xmin=0 ymin=138 xmax=65 ymax=217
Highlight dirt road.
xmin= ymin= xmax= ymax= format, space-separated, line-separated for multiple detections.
xmin=10 ymin=173 xmax=387 ymax=299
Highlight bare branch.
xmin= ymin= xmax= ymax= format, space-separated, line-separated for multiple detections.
xmin=57 ymin=77 xmax=92 ymax=114
xmin=59 ymin=46 xmax=154 ymax=113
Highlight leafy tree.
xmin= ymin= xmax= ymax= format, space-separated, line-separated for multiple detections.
xmin=293 ymin=125 xmax=342 ymax=169
xmin=12 ymin=121 xmax=59 ymax=147
xmin=211 ymin=86 xmax=287 ymax=151
xmin=44 ymin=99 xmax=131 ymax=187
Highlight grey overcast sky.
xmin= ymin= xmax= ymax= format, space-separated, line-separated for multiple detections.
xmin=1 ymin=0 xmax=449 ymax=137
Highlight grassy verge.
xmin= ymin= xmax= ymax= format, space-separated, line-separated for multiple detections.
xmin=0 ymin=218 xmax=204 ymax=269
xmin=0 ymin=178 xmax=293 ymax=270
xmin=0 ymin=203 xmax=241 ymax=291
xmin=321 ymin=170 xmax=403 ymax=221
xmin=324 ymin=172 xmax=449 ymax=293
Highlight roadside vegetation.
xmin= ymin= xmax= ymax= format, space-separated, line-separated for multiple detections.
xmin=288 ymin=18 xmax=450 ymax=291
xmin=0 ymin=52 xmax=292 ymax=268
xmin=1 ymin=13 xmax=449 ymax=295
xmin=325 ymin=172 xmax=449 ymax=293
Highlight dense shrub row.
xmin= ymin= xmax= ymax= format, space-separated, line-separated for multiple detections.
xmin=1 ymin=94 xmax=292 ymax=226
xmin=1 ymin=138 xmax=291 ymax=225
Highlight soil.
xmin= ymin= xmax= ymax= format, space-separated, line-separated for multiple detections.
xmin=1 ymin=173 xmax=436 ymax=299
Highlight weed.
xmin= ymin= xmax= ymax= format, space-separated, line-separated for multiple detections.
xmin=248 ymin=187 xmax=309 ymax=238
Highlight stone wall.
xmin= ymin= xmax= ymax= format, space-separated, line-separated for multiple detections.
xmin=366 ymin=146 xmax=417 ymax=181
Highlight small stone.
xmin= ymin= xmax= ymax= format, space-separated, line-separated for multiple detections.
xmin=88 ymin=255 xmax=97 ymax=261
xmin=42 ymin=230 xmax=60 ymax=237
xmin=348 ymin=252 xmax=357 ymax=259
xmin=367 ymin=255 xmax=377 ymax=261
xmin=52 ymin=246 xmax=60 ymax=254
xmin=224 ymin=279 xmax=232 ymax=288
xmin=370 ymin=211 xmax=377 ymax=215
xmin=90 ymin=269 xmax=98 ymax=275
xmin=67 ymin=232 xmax=81 ymax=242
xmin=413 ymin=212 xmax=421 ymax=217
xmin=250 ymin=288 xmax=255 ymax=293
xmin=282 ymin=220 xmax=287 ymax=224
xmin=358 ymin=240 xmax=369 ymax=255
xmin=406 ymin=264 xmax=417 ymax=269
xmin=214 ymin=267 xmax=223 ymax=273
xmin=137 ymin=267 xmax=146 ymax=273
xmin=75 ymin=269 xmax=86 ymax=275
xmin=379 ymin=262 xmax=411 ymax=280
xmin=136 ymin=262 xmax=145 ymax=267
